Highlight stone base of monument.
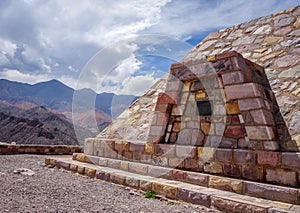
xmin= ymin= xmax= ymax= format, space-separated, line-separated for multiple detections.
xmin=45 ymin=152 xmax=300 ymax=212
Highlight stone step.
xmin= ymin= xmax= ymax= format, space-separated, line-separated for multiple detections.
xmin=45 ymin=156 xmax=300 ymax=213
xmin=71 ymin=153 xmax=300 ymax=206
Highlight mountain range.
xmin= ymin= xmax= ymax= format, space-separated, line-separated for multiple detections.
xmin=0 ymin=79 xmax=137 ymax=145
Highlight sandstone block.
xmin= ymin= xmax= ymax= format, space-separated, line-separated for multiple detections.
xmin=224 ymin=83 xmax=262 ymax=100
xmin=176 ymin=145 xmax=197 ymax=158
xmin=184 ymin=158 xmax=201 ymax=172
xmin=209 ymin=176 xmax=243 ymax=193
xmin=98 ymin=158 xmax=108 ymax=166
xmin=242 ymin=165 xmax=263 ymax=181
xmin=107 ymin=160 xmax=120 ymax=169
xmin=172 ymin=170 xmax=186 ymax=181
xmin=204 ymin=162 xmax=223 ymax=175
xmin=225 ymin=101 xmax=240 ymax=115
xmin=152 ymin=182 xmax=178 ymax=199
xmin=211 ymin=196 xmax=269 ymax=213
xmin=281 ymin=153 xmax=300 ymax=170
xmin=250 ymin=109 xmax=275 ymax=125
xmin=84 ymin=139 xmax=94 ymax=155
xmin=85 ymin=168 xmax=96 ymax=178
xmin=125 ymin=177 xmax=140 ymax=189
xmin=110 ymin=173 xmax=125 ymax=185
xmin=155 ymin=144 xmax=175 ymax=156
xmin=148 ymin=165 xmax=172 ymax=179
xmin=266 ymin=168 xmax=297 ymax=187
xmin=139 ymin=180 xmax=152 ymax=192
xmin=77 ymin=166 xmax=85 ymax=175
xmin=234 ymin=149 xmax=255 ymax=164
xmin=145 ymin=143 xmax=155 ymax=153
xmin=185 ymin=172 xmax=208 ymax=186
xmin=157 ymin=92 xmax=177 ymax=104
xmin=129 ymin=143 xmax=145 ymax=152
xmin=120 ymin=161 xmax=129 ymax=171
xmin=222 ymin=71 xmax=246 ymax=85
xmin=85 ymin=155 xmax=100 ymax=165
xmin=177 ymin=188 xmax=211 ymax=207
xmin=224 ymin=164 xmax=242 ymax=178
xmin=245 ymin=182 xmax=298 ymax=204
xmin=215 ymin=149 xmax=232 ymax=163
xmin=95 ymin=170 xmax=110 ymax=181
xmin=245 ymin=126 xmax=275 ymax=141
xmin=257 ymin=151 xmax=281 ymax=167
xmin=115 ymin=141 xmax=130 ymax=152
xmin=224 ymin=125 xmax=246 ymax=139
xmin=169 ymin=157 xmax=184 ymax=169
xmin=128 ymin=163 xmax=148 ymax=175
xmin=75 ymin=153 xmax=86 ymax=162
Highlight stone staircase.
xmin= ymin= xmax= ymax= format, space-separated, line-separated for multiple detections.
xmin=45 ymin=153 xmax=300 ymax=213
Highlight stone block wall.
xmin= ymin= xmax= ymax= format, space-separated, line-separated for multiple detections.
xmin=183 ymin=6 xmax=300 ymax=141
xmin=84 ymin=138 xmax=300 ymax=187
xmin=149 ymin=51 xmax=295 ymax=151
xmin=84 ymin=51 xmax=299 ymax=188
xmin=0 ymin=142 xmax=83 ymax=155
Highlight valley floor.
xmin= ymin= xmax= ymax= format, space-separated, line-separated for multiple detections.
xmin=0 ymin=154 xmax=219 ymax=213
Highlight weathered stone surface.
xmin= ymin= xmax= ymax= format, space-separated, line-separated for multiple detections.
xmin=209 ymin=177 xmax=243 ymax=193
xmin=95 ymin=170 xmax=110 ymax=181
xmin=238 ymin=98 xmax=266 ymax=111
xmin=148 ymin=165 xmax=172 ymax=178
xmin=224 ymin=83 xmax=262 ymax=100
xmin=175 ymin=145 xmax=197 ymax=158
xmin=215 ymin=149 xmax=232 ymax=163
xmin=253 ymin=25 xmax=272 ymax=35
xmin=185 ymin=172 xmax=208 ymax=186
xmin=263 ymin=36 xmax=284 ymax=46
xmin=128 ymin=163 xmax=148 ymax=175
xmin=203 ymin=162 xmax=223 ymax=174
xmin=266 ymin=168 xmax=297 ymax=187
xmin=242 ymin=165 xmax=263 ymax=181
xmin=224 ymin=126 xmax=246 ymax=139
xmin=250 ymin=109 xmax=275 ymax=125
xmin=274 ymin=14 xmax=295 ymax=29
xmin=75 ymin=153 xmax=86 ymax=162
xmin=257 ymin=151 xmax=280 ymax=167
xmin=178 ymin=188 xmax=211 ymax=207
xmin=234 ymin=150 xmax=255 ymax=164
xmin=281 ymin=152 xmax=300 ymax=170
xmin=85 ymin=168 xmax=96 ymax=178
xmin=211 ymin=196 xmax=269 ymax=213
xmin=125 ymin=177 xmax=140 ymax=189
xmin=84 ymin=139 xmax=94 ymax=155
xmin=275 ymin=55 xmax=300 ymax=68
xmin=152 ymin=182 xmax=178 ymax=199
xmin=245 ymin=126 xmax=275 ymax=141
xmin=289 ymin=111 xmax=300 ymax=133
xmin=110 ymin=173 xmax=125 ymax=185
xmin=140 ymin=180 xmax=152 ymax=191
xmin=245 ymin=182 xmax=298 ymax=204
xmin=224 ymin=164 xmax=242 ymax=178
xmin=222 ymin=71 xmax=246 ymax=85
xmin=225 ymin=102 xmax=240 ymax=115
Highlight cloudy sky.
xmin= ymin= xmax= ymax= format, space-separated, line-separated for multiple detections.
xmin=0 ymin=0 xmax=299 ymax=95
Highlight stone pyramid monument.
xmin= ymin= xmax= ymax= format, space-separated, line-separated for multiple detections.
xmin=46 ymin=6 xmax=300 ymax=212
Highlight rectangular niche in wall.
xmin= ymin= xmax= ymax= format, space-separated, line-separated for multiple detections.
xmin=196 ymin=100 xmax=212 ymax=116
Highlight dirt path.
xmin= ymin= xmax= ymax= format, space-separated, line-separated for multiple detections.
xmin=0 ymin=155 xmax=220 ymax=213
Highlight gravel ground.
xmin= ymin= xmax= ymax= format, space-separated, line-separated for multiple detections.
xmin=0 ymin=155 xmax=220 ymax=213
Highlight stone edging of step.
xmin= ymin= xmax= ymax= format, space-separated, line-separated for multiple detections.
xmin=45 ymin=157 xmax=300 ymax=213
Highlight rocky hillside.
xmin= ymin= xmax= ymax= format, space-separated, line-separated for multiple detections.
xmin=0 ymin=103 xmax=94 ymax=145
xmin=0 ymin=79 xmax=136 ymax=117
